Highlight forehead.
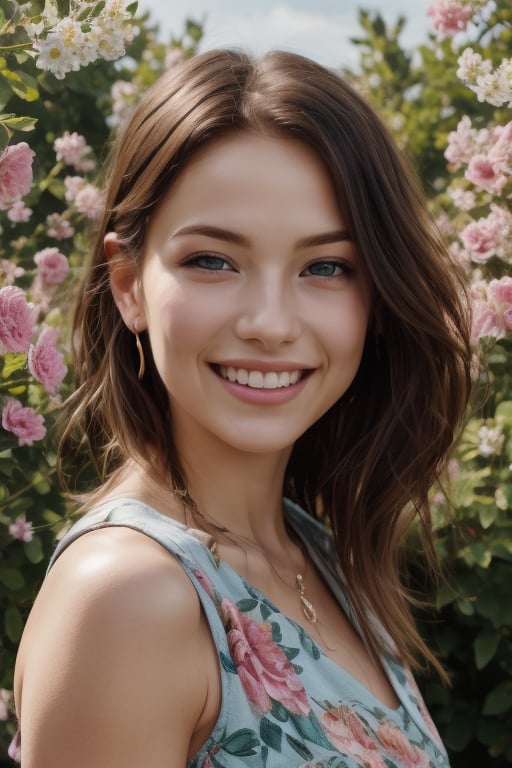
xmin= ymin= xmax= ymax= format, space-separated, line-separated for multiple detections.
xmin=146 ymin=131 xmax=346 ymax=243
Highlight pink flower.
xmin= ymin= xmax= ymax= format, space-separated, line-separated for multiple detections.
xmin=445 ymin=116 xmax=475 ymax=167
xmin=0 ymin=142 xmax=35 ymax=209
xmin=2 ymin=398 xmax=46 ymax=445
xmin=321 ymin=706 xmax=385 ymax=768
xmin=427 ymin=0 xmax=473 ymax=38
xmin=74 ymin=182 xmax=104 ymax=219
xmin=46 ymin=212 xmax=74 ymax=239
xmin=64 ymin=174 xmax=85 ymax=202
xmin=54 ymin=130 xmax=95 ymax=172
xmin=8 ymin=514 xmax=33 ymax=542
xmin=34 ymin=247 xmax=70 ymax=285
xmin=465 ymin=154 xmax=507 ymax=192
xmin=488 ymin=121 xmax=512 ymax=171
xmin=377 ymin=721 xmax=430 ymax=767
xmin=471 ymin=300 xmax=497 ymax=342
xmin=460 ymin=204 xmax=512 ymax=263
xmin=488 ymin=277 xmax=512 ymax=334
xmin=28 ymin=337 xmax=67 ymax=394
xmin=0 ymin=285 xmax=36 ymax=352
xmin=8 ymin=730 xmax=21 ymax=763
xmin=7 ymin=200 xmax=32 ymax=222
xmin=0 ymin=259 xmax=24 ymax=285
xmin=221 ymin=598 xmax=310 ymax=716
xmin=0 ymin=688 xmax=11 ymax=720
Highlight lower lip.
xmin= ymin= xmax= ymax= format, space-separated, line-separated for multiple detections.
xmin=213 ymin=368 xmax=310 ymax=405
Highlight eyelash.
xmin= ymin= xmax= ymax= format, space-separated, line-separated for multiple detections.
xmin=183 ymin=253 xmax=354 ymax=278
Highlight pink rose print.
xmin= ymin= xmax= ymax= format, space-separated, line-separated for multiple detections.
xmin=378 ymin=721 xmax=430 ymax=767
xmin=222 ymin=598 xmax=310 ymax=716
xmin=0 ymin=142 xmax=35 ymax=209
xmin=404 ymin=667 xmax=444 ymax=748
xmin=192 ymin=568 xmax=215 ymax=600
xmin=34 ymin=247 xmax=70 ymax=285
xmin=0 ymin=285 xmax=36 ymax=353
xmin=321 ymin=705 xmax=385 ymax=768
xmin=2 ymin=398 xmax=46 ymax=445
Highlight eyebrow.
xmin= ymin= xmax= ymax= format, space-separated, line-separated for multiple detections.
xmin=172 ymin=224 xmax=352 ymax=249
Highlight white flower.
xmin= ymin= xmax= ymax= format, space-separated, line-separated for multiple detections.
xmin=456 ymin=48 xmax=492 ymax=82
xmin=477 ymin=425 xmax=505 ymax=457
xmin=36 ymin=33 xmax=80 ymax=79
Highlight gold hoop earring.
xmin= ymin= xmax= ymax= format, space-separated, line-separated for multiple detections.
xmin=135 ymin=333 xmax=145 ymax=380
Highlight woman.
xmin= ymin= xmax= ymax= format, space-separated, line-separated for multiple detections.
xmin=13 ymin=49 xmax=472 ymax=767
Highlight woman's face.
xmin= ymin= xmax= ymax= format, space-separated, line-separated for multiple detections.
xmin=113 ymin=132 xmax=373 ymax=457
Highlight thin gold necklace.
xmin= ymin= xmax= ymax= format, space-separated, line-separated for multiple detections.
xmin=177 ymin=490 xmax=318 ymax=624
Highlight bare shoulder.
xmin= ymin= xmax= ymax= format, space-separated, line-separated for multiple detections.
xmin=15 ymin=526 xmax=218 ymax=768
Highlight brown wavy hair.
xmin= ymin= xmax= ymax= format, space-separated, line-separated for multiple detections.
xmin=59 ymin=49 xmax=473 ymax=679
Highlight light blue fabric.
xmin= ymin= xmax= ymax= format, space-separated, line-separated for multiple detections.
xmin=50 ymin=498 xmax=451 ymax=768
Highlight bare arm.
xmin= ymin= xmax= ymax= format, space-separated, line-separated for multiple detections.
xmin=14 ymin=527 xmax=218 ymax=768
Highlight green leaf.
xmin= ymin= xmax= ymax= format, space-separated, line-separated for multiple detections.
xmin=5 ymin=604 xmax=23 ymax=642
xmin=495 ymin=401 xmax=512 ymax=424
xmin=280 ymin=645 xmax=300 ymax=661
xmin=478 ymin=505 xmax=498 ymax=529
xmin=285 ymin=734 xmax=312 ymax=761
xmin=24 ymin=535 xmax=44 ymax=564
xmin=89 ymin=0 xmax=106 ymax=19
xmin=236 ymin=598 xmax=258 ymax=613
xmin=474 ymin=630 xmax=499 ymax=670
xmin=260 ymin=717 xmax=282 ymax=751
xmin=260 ymin=602 xmax=272 ymax=620
xmin=297 ymin=625 xmax=321 ymax=660
xmin=0 ymin=567 xmax=24 ymax=589
xmin=219 ymin=651 xmax=237 ymax=674
xmin=2 ymin=352 xmax=27 ymax=378
xmin=221 ymin=728 xmax=259 ymax=756
xmin=290 ymin=711 xmax=333 ymax=749
xmin=271 ymin=700 xmax=289 ymax=722
xmin=482 ymin=681 xmax=512 ymax=716
xmin=1 ymin=114 xmax=37 ymax=131
xmin=271 ymin=621 xmax=282 ymax=643
xmin=12 ymin=71 xmax=39 ymax=102
xmin=0 ymin=120 xmax=9 ymax=152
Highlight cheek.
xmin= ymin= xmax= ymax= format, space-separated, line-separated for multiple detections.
xmin=145 ymin=288 xmax=227 ymax=363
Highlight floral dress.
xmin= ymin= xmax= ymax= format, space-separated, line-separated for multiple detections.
xmin=48 ymin=498 xmax=451 ymax=768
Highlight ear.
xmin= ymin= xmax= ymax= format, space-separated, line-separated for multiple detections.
xmin=105 ymin=232 xmax=146 ymax=332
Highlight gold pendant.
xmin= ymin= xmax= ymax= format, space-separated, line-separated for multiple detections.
xmin=296 ymin=574 xmax=317 ymax=623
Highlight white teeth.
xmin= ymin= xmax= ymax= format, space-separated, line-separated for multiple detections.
xmin=218 ymin=366 xmax=302 ymax=389
xmin=248 ymin=371 xmax=264 ymax=388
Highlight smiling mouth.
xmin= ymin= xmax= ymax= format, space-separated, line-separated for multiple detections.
xmin=216 ymin=365 xmax=307 ymax=390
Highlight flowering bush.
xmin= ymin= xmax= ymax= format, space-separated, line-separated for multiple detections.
xmin=0 ymin=0 xmax=202 ymax=761
xmin=349 ymin=2 xmax=512 ymax=764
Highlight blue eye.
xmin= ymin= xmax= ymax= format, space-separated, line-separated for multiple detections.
xmin=304 ymin=261 xmax=351 ymax=277
xmin=187 ymin=253 xmax=230 ymax=271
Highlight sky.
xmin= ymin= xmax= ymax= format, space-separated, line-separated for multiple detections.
xmin=136 ymin=0 xmax=434 ymax=70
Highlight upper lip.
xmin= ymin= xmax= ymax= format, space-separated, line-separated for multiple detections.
xmin=212 ymin=360 xmax=313 ymax=372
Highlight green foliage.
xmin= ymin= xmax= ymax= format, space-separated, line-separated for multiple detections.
xmin=0 ymin=2 xmax=203 ymax=762
xmin=346 ymin=2 xmax=512 ymax=765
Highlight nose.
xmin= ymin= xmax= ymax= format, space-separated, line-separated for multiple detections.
xmin=234 ymin=274 xmax=302 ymax=348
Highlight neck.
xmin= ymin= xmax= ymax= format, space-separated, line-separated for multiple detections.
xmin=179 ymin=438 xmax=292 ymax=549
